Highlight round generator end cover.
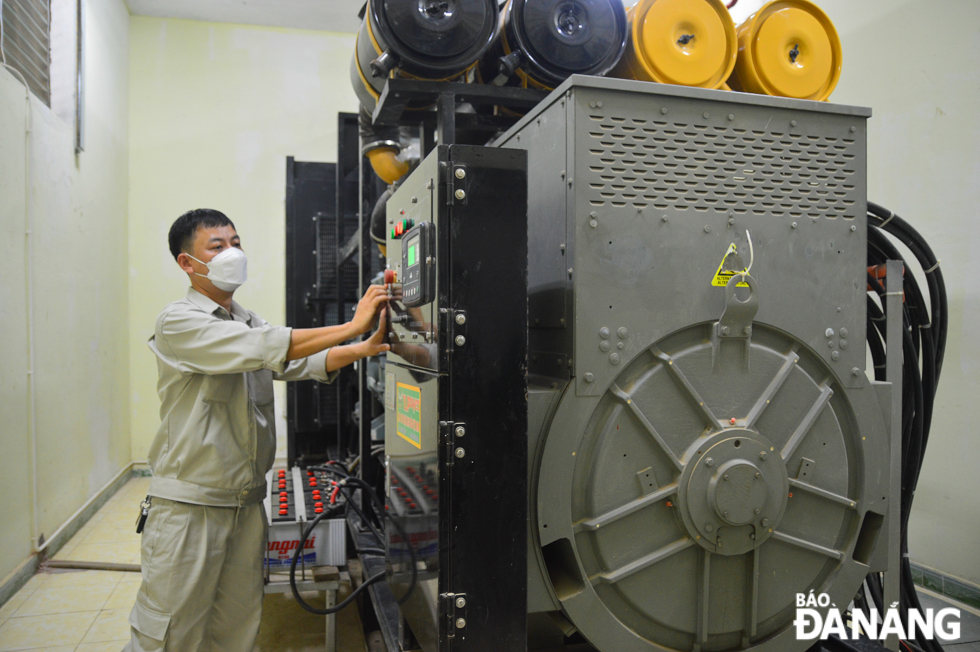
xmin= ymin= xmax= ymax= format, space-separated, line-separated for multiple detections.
xmin=627 ymin=0 xmax=737 ymax=88
xmin=509 ymin=0 xmax=628 ymax=87
xmin=534 ymin=322 xmax=884 ymax=652
xmin=734 ymin=0 xmax=841 ymax=101
xmin=376 ymin=0 xmax=499 ymax=76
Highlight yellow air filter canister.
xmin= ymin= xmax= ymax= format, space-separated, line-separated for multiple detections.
xmin=728 ymin=0 xmax=842 ymax=101
xmin=610 ymin=0 xmax=737 ymax=89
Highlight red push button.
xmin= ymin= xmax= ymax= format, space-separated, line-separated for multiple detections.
xmin=314 ymin=507 xmax=323 ymax=514
xmin=314 ymin=502 xmax=323 ymax=508
xmin=384 ymin=269 xmax=396 ymax=284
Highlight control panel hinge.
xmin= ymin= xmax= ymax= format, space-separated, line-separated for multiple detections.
xmin=440 ymin=592 xmax=468 ymax=639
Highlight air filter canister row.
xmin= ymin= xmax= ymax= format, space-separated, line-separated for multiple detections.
xmin=350 ymin=0 xmax=500 ymax=111
xmin=482 ymin=0 xmax=628 ymax=91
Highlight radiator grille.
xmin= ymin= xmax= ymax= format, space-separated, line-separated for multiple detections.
xmin=585 ymin=113 xmax=859 ymax=219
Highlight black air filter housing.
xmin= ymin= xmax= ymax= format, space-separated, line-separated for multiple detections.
xmin=488 ymin=0 xmax=628 ymax=89
xmin=351 ymin=0 xmax=500 ymax=110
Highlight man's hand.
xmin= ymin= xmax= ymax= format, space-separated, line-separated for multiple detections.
xmin=350 ymin=285 xmax=388 ymax=335
xmin=358 ymin=309 xmax=391 ymax=357
xmin=326 ymin=309 xmax=390 ymax=372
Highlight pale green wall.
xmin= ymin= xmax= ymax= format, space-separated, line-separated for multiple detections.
xmin=127 ymin=18 xmax=359 ymax=461
xmin=0 ymin=0 xmax=130 ymax=582
xmin=819 ymin=0 xmax=980 ymax=585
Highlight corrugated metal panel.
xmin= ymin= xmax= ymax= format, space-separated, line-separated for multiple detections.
xmin=1 ymin=0 xmax=51 ymax=106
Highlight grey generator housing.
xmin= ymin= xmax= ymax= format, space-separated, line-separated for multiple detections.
xmin=493 ymin=77 xmax=893 ymax=651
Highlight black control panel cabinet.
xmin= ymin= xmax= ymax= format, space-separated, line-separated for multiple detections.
xmin=383 ymin=145 xmax=529 ymax=652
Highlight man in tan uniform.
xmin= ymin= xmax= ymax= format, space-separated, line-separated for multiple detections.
xmin=126 ymin=209 xmax=388 ymax=651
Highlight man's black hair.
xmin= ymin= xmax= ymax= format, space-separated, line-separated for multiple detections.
xmin=168 ymin=209 xmax=236 ymax=261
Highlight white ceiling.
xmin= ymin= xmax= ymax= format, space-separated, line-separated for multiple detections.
xmin=125 ymin=0 xmax=366 ymax=34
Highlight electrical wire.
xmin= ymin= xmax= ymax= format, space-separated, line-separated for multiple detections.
xmin=864 ymin=203 xmax=947 ymax=652
xmin=288 ymin=462 xmax=419 ymax=615
xmin=726 ymin=0 xmax=738 ymax=8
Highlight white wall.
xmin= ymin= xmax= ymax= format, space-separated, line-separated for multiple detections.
xmin=818 ymin=0 xmax=980 ymax=585
xmin=0 ymin=0 xmax=130 ymax=583
xmin=127 ymin=18 xmax=359 ymax=462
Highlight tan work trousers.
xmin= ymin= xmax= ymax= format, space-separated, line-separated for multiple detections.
xmin=124 ymin=497 xmax=267 ymax=652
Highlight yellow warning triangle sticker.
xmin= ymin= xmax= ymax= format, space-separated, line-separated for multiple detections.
xmin=711 ymin=243 xmax=749 ymax=287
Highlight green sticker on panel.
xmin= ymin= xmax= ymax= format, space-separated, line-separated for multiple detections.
xmin=396 ymin=382 xmax=422 ymax=449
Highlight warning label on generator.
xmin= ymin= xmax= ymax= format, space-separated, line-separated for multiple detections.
xmin=711 ymin=243 xmax=750 ymax=287
xmin=396 ymin=382 xmax=422 ymax=449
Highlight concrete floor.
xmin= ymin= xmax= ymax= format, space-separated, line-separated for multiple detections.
xmin=0 ymin=477 xmax=367 ymax=651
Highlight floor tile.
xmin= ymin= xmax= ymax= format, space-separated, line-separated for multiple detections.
xmin=12 ymin=584 xmax=113 ymax=617
xmin=35 ymin=571 xmax=123 ymax=592
xmin=80 ymin=608 xmax=131 ymax=644
xmin=0 ymin=594 xmax=29 ymax=629
xmin=0 ymin=610 xmax=98 ymax=650
xmin=103 ymin=581 xmax=140 ymax=611
xmin=64 ymin=542 xmax=141 ymax=565
xmin=77 ymin=643 xmax=129 ymax=652
xmin=80 ymin=525 xmax=141 ymax=546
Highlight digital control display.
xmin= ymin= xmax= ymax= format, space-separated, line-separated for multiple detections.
xmin=400 ymin=222 xmax=435 ymax=307
xmin=407 ymin=237 xmax=418 ymax=267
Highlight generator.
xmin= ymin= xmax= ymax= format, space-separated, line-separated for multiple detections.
xmin=378 ymin=77 xmax=901 ymax=652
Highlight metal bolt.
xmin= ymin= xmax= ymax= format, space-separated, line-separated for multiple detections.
xmin=455 ymin=448 xmax=466 ymax=459
xmin=750 ymin=533 xmax=756 ymax=540
xmin=455 ymin=313 xmax=466 ymax=325
xmin=704 ymin=226 xmax=711 ymax=233
xmin=584 ymin=372 xmax=595 ymax=383
xmin=703 ymin=112 xmax=710 ymax=119
xmin=850 ymin=126 xmax=857 ymax=133
xmin=617 ymin=327 xmax=628 ymax=339
xmin=706 ymin=458 xmax=714 ymax=467
xmin=661 ymin=107 xmax=668 ymax=114
xmin=761 ymin=518 xmax=770 ymax=527
xmin=599 ymin=327 xmax=610 ymax=339
xmin=759 ymin=452 xmax=767 ymax=461
xmin=705 ymin=524 xmax=713 ymax=532
xmin=661 ymin=215 xmax=668 ymax=223
xmin=840 ymin=328 xmax=848 ymax=338
xmin=455 ymin=335 xmax=466 ymax=346
xmin=825 ymin=328 xmax=834 ymax=338
xmin=791 ymin=120 xmax=797 ymax=127
xmin=609 ymin=353 xmax=621 ymax=365
xmin=831 ymin=351 xmax=840 ymax=361
xmin=455 ymin=597 xmax=467 ymax=609
xmin=728 ymin=114 xmax=735 ymax=121
xmin=599 ymin=340 xmax=610 ymax=352
xmin=728 ymin=218 xmax=735 ymax=226
xmin=840 ymin=339 xmax=848 ymax=350
xmin=720 ymin=326 xmax=730 ymax=335
xmin=828 ymin=341 xmax=835 ymax=348
xmin=456 ymin=618 xmax=466 ymax=629
xmin=596 ymin=101 xmax=603 ymax=108
xmin=567 ymin=268 xmax=573 ymax=278
xmin=850 ymin=225 xmax=857 ymax=232
xmin=755 ymin=472 xmax=761 ymax=479
xmin=723 ymin=510 xmax=729 ymax=516
xmin=617 ymin=341 xmax=624 ymax=350
xmin=590 ymin=220 xmax=597 ymax=228
xmin=754 ymin=508 xmax=761 ymax=514
xmin=744 ymin=326 xmax=752 ymax=336
xmin=454 ymin=168 xmax=466 ymax=179
xmin=724 ymin=474 xmax=730 ymax=481
xmin=791 ymin=222 xmax=798 ymax=229
xmin=851 ymin=367 xmax=861 ymax=376
xmin=455 ymin=425 xmax=465 ymax=437
xmin=455 ymin=189 xmax=466 ymax=200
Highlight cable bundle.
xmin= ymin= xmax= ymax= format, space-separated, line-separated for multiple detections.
xmin=288 ymin=461 xmax=417 ymax=616
xmin=862 ymin=202 xmax=948 ymax=652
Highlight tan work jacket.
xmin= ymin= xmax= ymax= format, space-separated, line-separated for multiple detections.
xmin=146 ymin=288 xmax=337 ymax=507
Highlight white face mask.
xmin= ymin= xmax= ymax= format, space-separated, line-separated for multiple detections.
xmin=188 ymin=247 xmax=248 ymax=292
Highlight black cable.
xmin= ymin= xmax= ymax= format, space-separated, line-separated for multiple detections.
xmin=865 ymin=204 xmax=947 ymax=652
xmin=308 ymin=466 xmax=419 ymax=606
